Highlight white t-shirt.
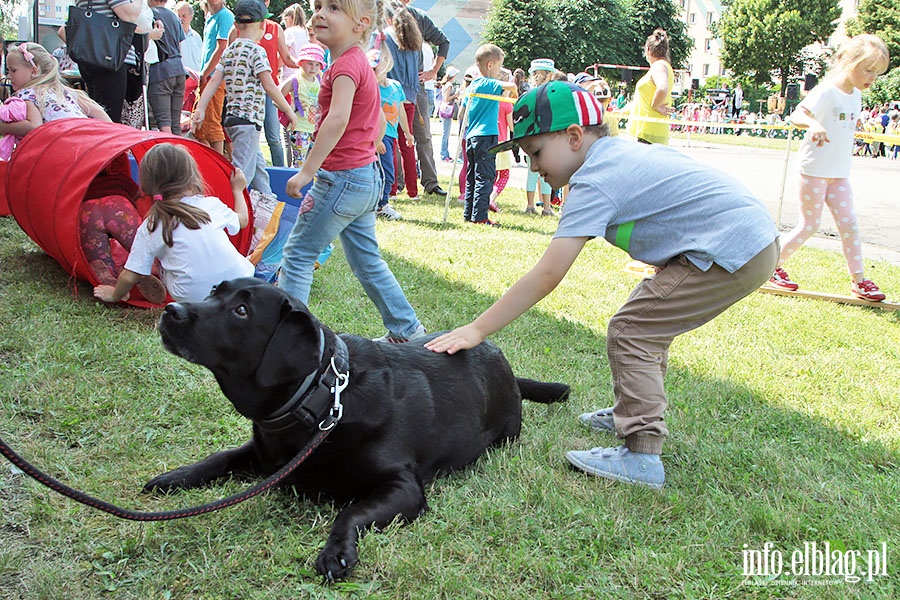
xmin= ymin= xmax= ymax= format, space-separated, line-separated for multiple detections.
xmin=796 ymin=80 xmax=861 ymax=179
xmin=422 ymin=44 xmax=435 ymax=93
xmin=281 ymin=25 xmax=310 ymax=80
xmin=125 ymin=195 xmax=254 ymax=301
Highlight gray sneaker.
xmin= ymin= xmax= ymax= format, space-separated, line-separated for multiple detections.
xmin=565 ymin=445 xmax=665 ymax=489
xmin=373 ymin=324 xmax=427 ymax=344
xmin=577 ymin=407 xmax=615 ymax=433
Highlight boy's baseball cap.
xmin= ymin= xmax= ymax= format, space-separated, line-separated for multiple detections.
xmin=297 ymin=43 xmax=326 ymax=69
xmin=234 ymin=0 xmax=266 ymax=23
xmin=490 ymin=81 xmax=604 ymax=154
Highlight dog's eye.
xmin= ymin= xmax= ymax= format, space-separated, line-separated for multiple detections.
xmin=234 ymin=304 xmax=248 ymax=317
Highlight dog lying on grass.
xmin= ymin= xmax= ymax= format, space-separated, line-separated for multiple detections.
xmin=147 ymin=278 xmax=570 ymax=580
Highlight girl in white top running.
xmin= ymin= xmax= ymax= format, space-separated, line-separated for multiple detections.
xmin=94 ymin=143 xmax=254 ymax=303
xmin=769 ymin=34 xmax=890 ymax=301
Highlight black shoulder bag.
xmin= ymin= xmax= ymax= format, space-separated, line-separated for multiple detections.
xmin=66 ymin=0 xmax=137 ymax=71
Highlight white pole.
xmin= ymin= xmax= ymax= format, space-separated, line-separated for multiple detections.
xmin=443 ymin=107 xmax=468 ymax=223
xmin=776 ymin=124 xmax=794 ymax=228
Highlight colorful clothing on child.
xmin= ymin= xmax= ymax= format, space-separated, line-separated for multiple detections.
xmin=796 ymin=80 xmax=860 ymax=179
xmin=15 ymin=87 xmax=88 ymax=123
xmin=217 ymin=38 xmax=272 ymax=129
xmin=125 ymin=194 xmax=253 ymax=301
xmin=378 ymin=78 xmax=405 ymax=206
xmin=0 ymin=97 xmax=27 ymax=160
xmin=317 ymin=45 xmax=380 ymax=171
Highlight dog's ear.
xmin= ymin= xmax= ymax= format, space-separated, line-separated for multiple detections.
xmin=255 ymin=298 xmax=323 ymax=388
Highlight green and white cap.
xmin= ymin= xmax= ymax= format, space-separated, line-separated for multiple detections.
xmin=491 ymin=81 xmax=604 ymax=153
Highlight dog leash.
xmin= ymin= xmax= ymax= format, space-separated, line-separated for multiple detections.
xmin=0 ymin=357 xmax=350 ymax=522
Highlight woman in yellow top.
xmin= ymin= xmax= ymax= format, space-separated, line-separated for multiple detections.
xmin=629 ymin=28 xmax=675 ymax=145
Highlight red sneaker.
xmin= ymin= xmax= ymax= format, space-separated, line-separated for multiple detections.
xmin=851 ymin=279 xmax=886 ymax=302
xmin=769 ymin=267 xmax=799 ymax=291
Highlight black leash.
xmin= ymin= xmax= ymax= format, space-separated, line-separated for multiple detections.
xmin=0 ymin=342 xmax=351 ymax=522
xmin=0 ymin=426 xmax=331 ymax=522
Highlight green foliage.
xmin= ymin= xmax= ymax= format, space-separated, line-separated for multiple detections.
xmin=864 ymin=65 xmax=900 ymax=106
xmin=627 ymin=0 xmax=694 ymax=69
xmin=543 ymin=0 xmax=636 ymax=73
xmin=0 ymin=0 xmax=25 ymax=41
xmin=482 ymin=0 xmax=558 ymax=72
xmin=844 ymin=0 xmax=900 ymax=71
xmin=716 ymin=0 xmax=841 ymax=93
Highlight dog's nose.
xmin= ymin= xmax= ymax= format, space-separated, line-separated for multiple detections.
xmin=163 ymin=302 xmax=189 ymax=321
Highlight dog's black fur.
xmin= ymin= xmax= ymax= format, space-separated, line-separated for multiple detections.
xmin=147 ymin=278 xmax=569 ymax=579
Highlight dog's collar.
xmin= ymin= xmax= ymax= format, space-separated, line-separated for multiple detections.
xmin=256 ymin=331 xmax=350 ymax=434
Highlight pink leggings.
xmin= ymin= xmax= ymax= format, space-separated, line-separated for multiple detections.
xmin=493 ymin=169 xmax=509 ymax=196
xmin=78 ymin=195 xmax=141 ymax=284
xmin=779 ymin=176 xmax=863 ymax=275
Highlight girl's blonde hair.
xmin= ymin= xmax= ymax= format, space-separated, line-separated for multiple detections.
xmin=829 ymin=34 xmax=890 ymax=77
xmin=645 ymin=28 xmax=670 ymax=63
xmin=140 ymin=144 xmax=211 ymax=247
xmin=319 ymin=0 xmax=378 ymax=44
xmin=8 ymin=42 xmax=100 ymax=116
xmin=384 ymin=1 xmax=422 ymax=51
xmin=281 ymin=3 xmax=307 ymax=28
xmin=371 ymin=44 xmax=394 ymax=86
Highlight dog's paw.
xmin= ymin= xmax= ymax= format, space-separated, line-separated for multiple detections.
xmin=315 ymin=541 xmax=359 ymax=581
xmin=143 ymin=466 xmax=205 ymax=493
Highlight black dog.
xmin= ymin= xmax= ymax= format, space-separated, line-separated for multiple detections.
xmin=147 ymin=278 xmax=569 ymax=580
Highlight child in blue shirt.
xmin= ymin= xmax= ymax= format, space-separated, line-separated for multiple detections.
xmin=369 ymin=46 xmax=412 ymax=221
xmin=463 ymin=44 xmax=516 ymax=226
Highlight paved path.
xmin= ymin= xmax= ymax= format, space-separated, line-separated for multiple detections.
xmin=430 ymin=123 xmax=900 ymax=266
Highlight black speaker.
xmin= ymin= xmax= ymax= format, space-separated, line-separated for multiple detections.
xmin=691 ymin=78 xmax=699 ymax=90
xmin=786 ymin=83 xmax=799 ymax=100
xmin=804 ymin=73 xmax=818 ymax=91
xmin=622 ymin=69 xmax=633 ymax=84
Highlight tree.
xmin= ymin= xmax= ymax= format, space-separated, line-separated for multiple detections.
xmin=715 ymin=0 xmax=840 ymax=96
xmin=1 ymin=0 xmax=26 ymax=41
xmin=864 ymin=66 xmax=900 ymax=106
xmin=845 ymin=0 xmax=900 ymax=71
xmin=544 ymin=0 xmax=636 ymax=73
xmin=482 ymin=0 xmax=559 ymax=72
xmin=628 ymin=0 xmax=693 ymax=69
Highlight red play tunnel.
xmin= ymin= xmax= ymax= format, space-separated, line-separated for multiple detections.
xmin=3 ymin=119 xmax=251 ymax=307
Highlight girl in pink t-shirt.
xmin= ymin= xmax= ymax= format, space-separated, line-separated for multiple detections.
xmin=279 ymin=0 xmax=425 ymax=343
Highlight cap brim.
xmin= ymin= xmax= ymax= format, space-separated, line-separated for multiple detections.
xmin=489 ymin=138 xmax=519 ymax=154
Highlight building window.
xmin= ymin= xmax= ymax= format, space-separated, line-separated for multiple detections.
xmin=707 ymin=13 xmax=715 ymax=25
xmin=689 ymin=13 xmax=696 ymax=24
xmin=703 ymin=64 xmax=710 ymax=77
xmin=705 ymin=38 xmax=713 ymax=52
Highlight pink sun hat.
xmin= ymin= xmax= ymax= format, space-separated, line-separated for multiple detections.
xmin=296 ymin=43 xmax=326 ymax=69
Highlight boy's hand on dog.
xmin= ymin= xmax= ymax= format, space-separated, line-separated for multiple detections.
xmin=424 ymin=324 xmax=484 ymax=354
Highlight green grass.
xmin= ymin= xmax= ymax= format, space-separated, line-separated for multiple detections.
xmin=2 ymin=189 xmax=899 ymax=599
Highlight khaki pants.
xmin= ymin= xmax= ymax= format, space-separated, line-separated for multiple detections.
xmin=608 ymin=241 xmax=778 ymax=454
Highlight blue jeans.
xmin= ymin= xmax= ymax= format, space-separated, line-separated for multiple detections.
xmin=440 ymin=117 xmax=452 ymax=160
xmin=379 ymin=136 xmax=396 ymax=208
xmin=464 ymin=134 xmax=497 ymax=222
xmin=278 ymin=162 xmax=422 ymax=338
xmin=264 ymin=96 xmax=285 ymax=167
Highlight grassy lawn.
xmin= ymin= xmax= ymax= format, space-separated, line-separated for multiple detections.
xmin=1 ymin=187 xmax=899 ymax=599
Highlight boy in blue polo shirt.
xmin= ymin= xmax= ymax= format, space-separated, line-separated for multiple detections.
xmin=462 ymin=44 xmax=516 ymax=226
xmin=426 ymin=81 xmax=779 ymax=489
